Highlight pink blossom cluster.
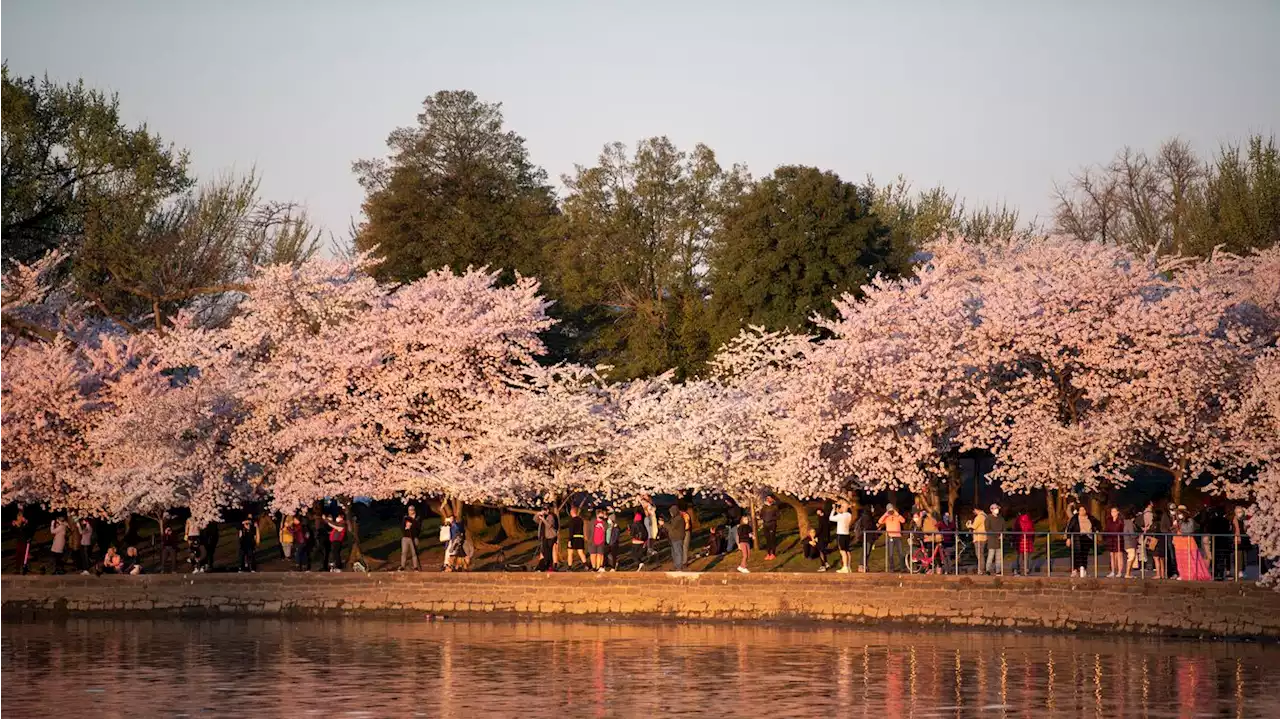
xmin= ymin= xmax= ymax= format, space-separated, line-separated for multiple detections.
xmin=2 ymin=237 xmax=1277 ymax=582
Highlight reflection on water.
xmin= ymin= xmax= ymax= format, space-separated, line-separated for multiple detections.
xmin=2 ymin=618 xmax=1277 ymax=718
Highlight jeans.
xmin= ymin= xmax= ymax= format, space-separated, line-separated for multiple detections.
xmin=1018 ymin=551 xmax=1033 ymax=576
xmin=763 ymin=524 xmax=778 ymax=555
xmin=400 ymin=537 xmax=419 ymax=569
xmin=328 ymin=542 xmax=343 ymax=569
xmin=728 ymin=526 xmax=739 ymax=547
xmin=887 ymin=537 xmax=904 ymax=572
xmin=238 ymin=543 xmax=256 ymax=571
xmin=161 ymin=546 xmax=178 ymax=573
xmin=670 ymin=539 xmax=686 ymax=570
xmin=974 ymin=542 xmax=987 ymax=573
xmin=632 ymin=542 xmax=647 ymax=567
xmin=537 ymin=537 xmax=556 ymax=571
xmin=985 ymin=546 xmax=1003 ymax=575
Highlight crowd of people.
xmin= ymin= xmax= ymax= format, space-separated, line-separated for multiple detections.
xmin=6 ymin=496 xmax=1258 ymax=580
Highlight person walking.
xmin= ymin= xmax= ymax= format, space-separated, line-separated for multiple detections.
xmin=1065 ymin=505 xmax=1098 ymax=578
xmin=400 ymin=505 xmax=422 ymax=571
xmin=237 ymin=517 xmax=259 ymax=572
xmin=161 ymin=521 xmax=181 ymax=574
xmin=1104 ymin=507 xmax=1125 ymax=577
xmin=878 ymin=505 xmax=907 ymax=573
xmin=760 ymin=496 xmax=781 ymax=561
xmin=986 ymin=505 xmax=1006 ymax=575
xmin=326 ymin=513 xmax=347 ymax=572
xmin=830 ymin=501 xmax=854 ymax=573
xmin=736 ymin=515 xmax=753 ymax=573
xmin=629 ymin=511 xmax=649 ymax=571
xmin=11 ymin=510 xmax=36 ymax=575
xmin=1014 ymin=511 xmax=1035 ymax=576
xmin=666 ymin=506 xmax=687 ymax=571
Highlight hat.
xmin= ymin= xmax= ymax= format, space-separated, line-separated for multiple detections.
xmin=885 ymin=503 xmax=895 ymax=511
xmin=633 ymin=512 xmax=642 ymax=522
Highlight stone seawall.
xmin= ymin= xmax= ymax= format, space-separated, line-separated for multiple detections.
xmin=4 ymin=573 xmax=1279 ymax=639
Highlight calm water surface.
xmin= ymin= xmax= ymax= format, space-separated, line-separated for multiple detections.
xmin=2 ymin=618 xmax=1277 ymax=718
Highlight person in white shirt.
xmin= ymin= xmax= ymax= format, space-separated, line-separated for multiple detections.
xmin=829 ymin=502 xmax=854 ymax=573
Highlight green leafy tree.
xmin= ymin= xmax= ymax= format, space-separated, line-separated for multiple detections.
xmin=870 ymin=174 xmax=1031 ymax=248
xmin=352 ymin=90 xmax=557 ymax=283
xmin=1190 ymin=134 xmax=1280 ymax=255
xmin=76 ymin=172 xmax=324 ymax=329
xmin=548 ymin=138 xmax=746 ymax=379
xmin=708 ymin=166 xmax=911 ymax=344
xmin=2 ymin=65 xmax=192 ymax=266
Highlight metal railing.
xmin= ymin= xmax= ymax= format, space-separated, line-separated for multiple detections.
xmin=846 ymin=530 xmax=1262 ymax=581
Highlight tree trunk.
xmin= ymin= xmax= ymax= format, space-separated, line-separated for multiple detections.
xmin=499 ymin=509 xmax=531 ymax=542
xmin=777 ymin=493 xmax=812 ymax=541
xmin=915 ymin=479 xmax=942 ymax=517
xmin=749 ymin=496 xmax=760 ymax=549
xmin=1088 ymin=494 xmax=1105 ymax=521
xmin=1046 ymin=489 xmax=1069 ymax=533
xmin=1171 ymin=467 xmax=1184 ymax=506
xmin=945 ymin=463 xmax=962 ymax=517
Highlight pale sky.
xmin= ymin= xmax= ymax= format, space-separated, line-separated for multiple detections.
xmin=3 ymin=1 xmax=1278 ymax=241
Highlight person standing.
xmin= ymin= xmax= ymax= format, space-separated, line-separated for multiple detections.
xmin=1104 ymin=507 xmax=1125 ymax=577
xmin=12 ymin=510 xmax=36 ymax=574
xmin=830 ymin=501 xmax=854 ymax=573
xmin=400 ymin=505 xmax=422 ymax=571
xmin=968 ymin=507 xmax=988 ymax=575
xmin=77 ymin=517 xmax=94 ymax=573
xmin=666 ymin=506 xmax=687 ymax=571
xmin=1122 ymin=510 xmax=1139 ymax=578
xmin=278 ymin=516 xmax=296 ymax=569
xmin=986 ymin=505 xmax=1006 ymax=575
xmin=326 ymin=513 xmax=347 ymax=572
xmin=629 ymin=511 xmax=649 ymax=571
xmin=590 ymin=512 xmax=607 ymax=571
xmin=50 ymin=515 xmax=69 ymax=575
xmin=161 ymin=521 xmax=181 ymax=574
xmin=534 ymin=507 xmax=558 ymax=572
xmin=237 ymin=517 xmax=259 ymax=572
xmin=878 ymin=505 xmax=907 ymax=573
xmin=760 ymin=496 xmax=781 ymax=561
xmin=1065 ymin=505 xmax=1098 ymax=578
xmin=680 ymin=505 xmax=693 ymax=566
xmin=567 ymin=506 xmax=588 ymax=570
xmin=736 ymin=515 xmax=753 ymax=573
xmin=604 ymin=513 xmax=622 ymax=570
xmin=816 ymin=502 xmax=832 ymax=558
xmin=1232 ymin=506 xmax=1251 ymax=579
xmin=201 ymin=520 xmax=220 ymax=573
xmin=1014 ymin=511 xmax=1036 ymax=576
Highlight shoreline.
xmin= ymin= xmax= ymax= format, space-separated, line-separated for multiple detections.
xmin=5 ymin=572 xmax=1279 ymax=640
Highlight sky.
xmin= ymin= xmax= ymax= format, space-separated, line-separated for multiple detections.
xmin=3 ymin=1 xmax=1278 ymax=242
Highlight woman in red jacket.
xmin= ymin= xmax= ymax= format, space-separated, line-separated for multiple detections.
xmin=1015 ymin=512 xmax=1036 ymax=576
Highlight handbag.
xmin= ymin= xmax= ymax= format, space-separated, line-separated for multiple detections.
xmin=1144 ymin=535 xmax=1158 ymax=551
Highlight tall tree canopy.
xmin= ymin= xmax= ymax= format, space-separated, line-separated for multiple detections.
xmin=352 ymin=90 xmax=558 ymax=283
xmin=2 ymin=64 xmax=192 ymax=266
xmin=548 ymin=137 xmax=747 ymax=379
xmin=708 ymin=165 xmax=910 ymax=343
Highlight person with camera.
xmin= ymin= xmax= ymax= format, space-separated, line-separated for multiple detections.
xmin=829 ymin=500 xmax=855 ymax=573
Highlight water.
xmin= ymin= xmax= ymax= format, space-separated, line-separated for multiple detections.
xmin=2 ymin=619 xmax=1277 ymax=718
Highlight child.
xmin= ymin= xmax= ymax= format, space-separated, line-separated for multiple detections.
xmin=707 ymin=524 xmax=726 ymax=556
xmin=630 ymin=512 xmax=649 ymax=571
xmin=736 ymin=516 xmax=753 ymax=573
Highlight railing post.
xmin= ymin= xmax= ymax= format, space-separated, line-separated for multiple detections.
xmin=883 ymin=531 xmax=888 ymax=573
xmin=1046 ymin=532 xmax=1052 ymax=578
xmin=1092 ymin=532 xmax=1098 ymax=578
xmin=999 ymin=532 xmax=1004 ymax=576
xmin=1233 ymin=533 xmax=1239 ymax=582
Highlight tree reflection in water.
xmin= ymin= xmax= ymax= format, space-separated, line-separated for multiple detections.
xmin=1 ymin=619 xmax=1276 ymax=718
